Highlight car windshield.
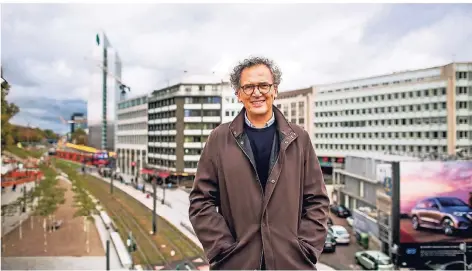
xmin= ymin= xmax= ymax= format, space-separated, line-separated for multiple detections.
xmin=438 ymin=197 xmax=467 ymax=207
xmin=336 ymin=229 xmax=347 ymax=235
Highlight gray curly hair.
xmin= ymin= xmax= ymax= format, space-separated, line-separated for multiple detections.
xmin=229 ymin=56 xmax=282 ymax=92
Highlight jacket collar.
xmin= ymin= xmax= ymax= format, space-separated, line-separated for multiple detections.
xmin=230 ymin=106 xmax=295 ymax=138
xmin=244 ymin=111 xmax=275 ymax=128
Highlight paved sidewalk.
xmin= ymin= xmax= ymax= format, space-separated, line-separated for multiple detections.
xmin=2 ymin=182 xmax=36 ymax=206
xmin=120 ymin=173 xmax=191 ymax=218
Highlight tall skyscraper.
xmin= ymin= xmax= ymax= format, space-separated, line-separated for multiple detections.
xmin=86 ymin=32 xmax=122 ymax=151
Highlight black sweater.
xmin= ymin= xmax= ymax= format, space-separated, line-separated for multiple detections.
xmin=244 ymin=123 xmax=277 ymax=190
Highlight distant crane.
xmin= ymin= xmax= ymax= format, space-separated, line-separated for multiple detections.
xmin=59 ymin=116 xmax=87 ymax=125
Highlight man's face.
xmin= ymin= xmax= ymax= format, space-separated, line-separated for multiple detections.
xmin=237 ymin=64 xmax=278 ymax=116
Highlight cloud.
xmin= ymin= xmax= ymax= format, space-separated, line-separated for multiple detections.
xmin=2 ymin=3 xmax=472 ymax=132
xmin=9 ymin=97 xmax=86 ymax=133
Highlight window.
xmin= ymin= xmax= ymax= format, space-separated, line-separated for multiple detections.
xmin=456 ymin=71 xmax=467 ymax=79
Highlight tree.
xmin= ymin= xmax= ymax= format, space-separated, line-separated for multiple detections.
xmin=33 ymin=165 xmax=66 ymax=252
xmin=43 ymin=129 xmax=59 ymax=140
xmin=1 ymin=75 xmax=20 ymax=150
xmin=71 ymin=128 xmax=87 ymax=145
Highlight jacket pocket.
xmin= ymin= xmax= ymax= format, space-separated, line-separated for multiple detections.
xmin=297 ymin=239 xmax=318 ymax=267
xmin=209 ymin=241 xmax=239 ymax=267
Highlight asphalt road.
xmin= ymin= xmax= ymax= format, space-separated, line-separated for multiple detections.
xmin=319 ymin=215 xmax=364 ymax=270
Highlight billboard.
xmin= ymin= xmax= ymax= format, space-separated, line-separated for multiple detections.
xmin=397 ymin=160 xmax=472 ymax=268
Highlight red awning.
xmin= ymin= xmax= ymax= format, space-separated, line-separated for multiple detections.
xmin=140 ymin=168 xmax=156 ymax=175
xmin=158 ymin=171 xmax=170 ymax=179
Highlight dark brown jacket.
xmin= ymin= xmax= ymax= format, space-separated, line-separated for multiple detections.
xmin=189 ymin=107 xmax=330 ymax=270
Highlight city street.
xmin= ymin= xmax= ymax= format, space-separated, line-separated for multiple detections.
xmin=319 ymin=215 xmax=364 ymax=270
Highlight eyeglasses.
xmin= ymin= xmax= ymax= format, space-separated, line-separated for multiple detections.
xmin=240 ymin=83 xmax=273 ymax=95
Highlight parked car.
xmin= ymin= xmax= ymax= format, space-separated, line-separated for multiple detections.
xmin=410 ymin=196 xmax=472 ymax=236
xmin=323 ymin=232 xmax=336 ymax=253
xmin=330 ymin=204 xmax=351 ymax=218
xmin=328 ymin=225 xmax=350 ymax=244
xmin=355 ymin=250 xmax=394 ymax=270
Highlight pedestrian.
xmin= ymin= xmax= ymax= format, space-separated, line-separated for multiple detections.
xmin=189 ymin=56 xmax=330 ymax=270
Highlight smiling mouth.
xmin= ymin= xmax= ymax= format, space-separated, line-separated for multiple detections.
xmin=251 ymin=100 xmax=266 ymax=105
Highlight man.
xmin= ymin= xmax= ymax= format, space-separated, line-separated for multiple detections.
xmin=189 ymin=57 xmax=329 ymax=270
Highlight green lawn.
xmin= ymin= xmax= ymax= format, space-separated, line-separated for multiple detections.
xmin=4 ymin=145 xmax=45 ymax=159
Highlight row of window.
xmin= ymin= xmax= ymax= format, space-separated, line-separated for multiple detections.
xmin=225 ymin=110 xmax=241 ymax=117
xmin=149 ymin=111 xmax=176 ymax=120
xmin=117 ymin=110 xmax=147 ymax=120
xmin=147 ymin=148 xmax=203 ymax=156
xmin=316 ymin=102 xmax=449 ymax=118
xmin=118 ymin=96 xmax=147 ymax=110
xmin=116 ymin=149 xmax=146 ymax=155
xmin=148 ymin=123 xmax=220 ymax=131
xmin=147 ymin=135 xmax=209 ymax=143
xmin=316 ymin=131 xmax=451 ymax=140
xmin=315 ymin=116 xmax=451 ymax=128
xmin=184 ymin=109 xmax=220 ymax=117
xmin=149 ymin=98 xmax=175 ymax=109
xmin=117 ymin=135 xmax=147 ymax=145
xmin=117 ymin=122 xmax=147 ymax=131
xmin=315 ymin=143 xmax=448 ymax=154
xmin=149 ymin=136 xmax=175 ymax=142
xmin=149 ymin=123 xmax=176 ymax=131
xmin=319 ymin=76 xmax=434 ymax=95
xmin=318 ymin=72 xmax=469 ymax=95
xmin=148 ymin=159 xmax=176 ymax=168
xmin=149 ymin=147 xmax=175 ymax=155
xmin=184 ymin=96 xmax=221 ymax=104
xmin=457 ymin=71 xmax=469 ymax=79
xmin=145 ymin=159 xmax=200 ymax=169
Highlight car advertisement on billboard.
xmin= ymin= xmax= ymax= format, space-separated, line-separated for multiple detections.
xmin=398 ymin=160 xmax=472 ymax=269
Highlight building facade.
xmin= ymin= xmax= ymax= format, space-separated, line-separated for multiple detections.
xmin=221 ymin=86 xmax=243 ymax=123
xmin=313 ymin=62 xmax=472 ymax=162
xmin=147 ymin=80 xmax=225 ymax=181
xmin=70 ymin=113 xmax=86 ymax=134
xmin=87 ymin=124 xmax=115 ymax=151
xmin=116 ymin=95 xmax=148 ymax=177
xmin=275 ymin=87 xmax=315 ymax=142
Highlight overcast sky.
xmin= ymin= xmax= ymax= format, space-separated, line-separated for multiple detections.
xmin=2 ymin=3 xmax=472 ymax=133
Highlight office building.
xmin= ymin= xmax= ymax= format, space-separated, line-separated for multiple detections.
xmin=87 ymin=124 xmax=115 ymax=151
xmin=313 ymin=62 xmax=472 ymax=166
xmin=116 ymin=95 xmax=148 ymax=176
xmin=70 ymin=113 xmax=87 ymax=134
xmin=147 ymin=78 xmax=226 ymax=182
xmin=275 ymin=87 xmax=315 ymax=142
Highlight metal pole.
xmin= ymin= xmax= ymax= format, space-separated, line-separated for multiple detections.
xmin=106 ymin=239 xmax=110 ymax=270
xmin=161 ymin=179 xmax=166 ymax=205
xmin=152 ymin=178 xmax=157 ymax=235
xmin=22 ymin=187 xmax=27 ymax=213
xmin=110 ymin=168 xmax=114 ymax=194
